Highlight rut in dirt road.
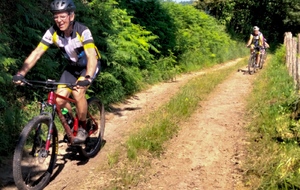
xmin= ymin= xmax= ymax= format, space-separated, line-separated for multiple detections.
xmin=136 ymin=65 xmax=255 ymax=190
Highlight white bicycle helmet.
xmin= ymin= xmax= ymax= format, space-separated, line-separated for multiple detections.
xmin=253 ymin=26 xmax=260 ymax=31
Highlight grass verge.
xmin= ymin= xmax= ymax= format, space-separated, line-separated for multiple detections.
xmin=243 ymin=46 xmax=300 ymax=189
xmin=98 ymin=58 xmax=248 ymax=189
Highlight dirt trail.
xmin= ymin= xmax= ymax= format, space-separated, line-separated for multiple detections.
xmin=0 ymin=58 xmax=249 ymax=190
xmin=136 ymin=63 xmax=255 ymax=190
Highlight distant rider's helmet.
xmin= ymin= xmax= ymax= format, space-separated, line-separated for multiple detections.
xmin=253 ymin=26 xmax=260 ymax=31
xmin=50 ymin=0 xmax=76 ymax=14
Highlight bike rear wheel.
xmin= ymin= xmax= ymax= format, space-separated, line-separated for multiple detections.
xmin=78 ymin=97 xmax=105 ymax=158
xmin=13 ymin=115 xmax=58 ymax=190
xmin=260 ymin=52 xmax=267 ymax=69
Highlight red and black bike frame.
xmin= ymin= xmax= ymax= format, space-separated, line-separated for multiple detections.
xmin=41 ymin=90 xmax=99 ymax=150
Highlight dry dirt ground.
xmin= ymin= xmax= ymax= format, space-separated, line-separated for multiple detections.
xmin=135 ymin=61 xmax=254 ymax=190
xmin=1 ymin=58 xmax=257 ymax=190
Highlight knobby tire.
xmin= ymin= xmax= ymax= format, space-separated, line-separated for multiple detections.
xmin=248 ymin=54 xmax=256 ymax=75
xmin=260 ymin=52 xmax=267 ymax=69
xmin=78 ymin=97 xmax=105 ymax=158
xmin=13 ymin=115 xmax=58 ymax=190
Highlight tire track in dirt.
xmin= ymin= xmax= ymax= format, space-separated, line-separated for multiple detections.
xmin=135 ymin=62 xmax=256 ymax=190
xmin=0 ymin=58 xmax=244 ymax=190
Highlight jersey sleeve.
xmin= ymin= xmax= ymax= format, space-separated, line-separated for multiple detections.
xmin=81 ymin=28 xmax=101 ymax=58
xmin=81 ymin=28 xmax=95 ymax=49
xmin=259 ymin=34 xmax=264 ymax=46
xmin=38 ymin=27 xmax=55 ymax=51
xmin=249 ymin=34 xmax=253 ymax=42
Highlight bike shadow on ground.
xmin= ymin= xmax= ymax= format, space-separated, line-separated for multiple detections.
xmin=49 ymin=139 xmax=106 ymax=183
xmin=237 ymin=67 xmax=258 ymax=75
xmin=108 ymin=98 xmax=142 ymax=117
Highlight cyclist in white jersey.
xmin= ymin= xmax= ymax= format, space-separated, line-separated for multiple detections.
xmin=13 ymin=0 xmax=101 ymax=144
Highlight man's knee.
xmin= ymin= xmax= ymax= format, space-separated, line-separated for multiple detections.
xmin=56 ymin=99 xmax=65 ymax=107
xmin=72 ymin=89 xmax=87 ymax=102
xmin=56 ymin=88 xmax=71 ymax=106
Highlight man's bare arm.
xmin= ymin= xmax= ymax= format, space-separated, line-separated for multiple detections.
xmin=84 ymin=47 xmax=98 ymax=78
xmin=18 ymin=46 xmax=46 ymax=76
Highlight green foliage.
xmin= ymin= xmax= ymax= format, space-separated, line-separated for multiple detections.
xmin=284 ymin=0 xmax=300 ymax=30
xmin=0 ymin=0 xmax=54 ymax=160
xmin=155 ymin=52 xmax=179 ymax=81
xmin=194 ymin=0 xmax=235 ymax=25
xmin=91 ymin=72 xmax=125 ymax=105
xmin=244 ymin=47 xmax=300 ymax=189
xmin=163 ymin=3 xmax=246 ymax=69
xmin=117 ymin=0 xmax=177 ymax=56
xmin=118 ymin=0 xmax=247 ymax=66
xmin=194 ymin=0 xmax=300 ymax=45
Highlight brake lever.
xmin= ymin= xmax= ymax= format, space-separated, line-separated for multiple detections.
xmin=70 ymin=84 xmax=78 ymax=92
xmin=22 ymin=79 xmax=33 ymax=87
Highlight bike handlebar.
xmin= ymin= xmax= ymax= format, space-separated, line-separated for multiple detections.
xmin=21 ymin=79 xmax=77 ymax=90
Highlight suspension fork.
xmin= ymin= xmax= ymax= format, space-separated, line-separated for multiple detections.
xmin=43 ymin=105 xmax=56 ymax=151
xmin=30 ymin=102 xmax=55 ymax=155
xmin=40 ymin=102 xmax=55 ymax=152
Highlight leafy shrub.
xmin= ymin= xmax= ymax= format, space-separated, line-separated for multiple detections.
xmin=117 ymin=0 xmax=177 ymax=57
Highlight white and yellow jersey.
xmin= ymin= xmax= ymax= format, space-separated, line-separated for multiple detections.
xmin=38 ymin=21 xmax=100 ymax=66
xmin=249 ymin=32 xmax=264 ymax=47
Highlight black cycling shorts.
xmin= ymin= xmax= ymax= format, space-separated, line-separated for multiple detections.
xmin=59 ymin=60 xmax=101 ymax=85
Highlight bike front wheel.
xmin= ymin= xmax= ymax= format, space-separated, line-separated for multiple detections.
xmin=248 ymin=55 xmax=256 ymax=75
xmin=13 ymin=115 xmax=58 ymax=190
xmin=78 ymin=97 xmax=105 ymax=158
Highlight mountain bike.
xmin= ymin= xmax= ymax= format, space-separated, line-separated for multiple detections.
xmin=13 ymin=79 xmax=105 ymax=190
xmin=248 ymin=47 xmax=261 ymax=75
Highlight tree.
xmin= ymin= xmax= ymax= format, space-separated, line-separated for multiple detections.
xmin=194 ymin=0 xmax=300 ymax=44
xmin=193 ymin=0 xmax=235 ymax=24
xmin=284 ymin=0 xmax=300 ymax=33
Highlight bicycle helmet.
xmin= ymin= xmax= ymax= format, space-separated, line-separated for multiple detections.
xmin=50 ymin=0 xmax=76 ymax=14
xmin=253 ymin=26 xmax=260 ymax=31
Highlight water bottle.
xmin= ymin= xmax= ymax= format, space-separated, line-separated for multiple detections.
xmin=62 ymin=108 xmax=73 ymax=128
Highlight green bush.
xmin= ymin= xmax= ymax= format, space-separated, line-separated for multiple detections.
xmin=117 ymin=0 xmax=177 ymax=57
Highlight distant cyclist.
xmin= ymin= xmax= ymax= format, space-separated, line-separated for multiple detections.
xmin=246 ymin=26 xmax=264 ymax=66
xmin=263 ymin=37 xmax=270 ymax=49
xmin=261 ymin=37 xmax=270 ymax=56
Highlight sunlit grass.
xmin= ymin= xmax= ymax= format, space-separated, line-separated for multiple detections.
xmin=126 ymin=59 xmax=247 ymax=160
xmin=107 ymin=150 xmax=120 ymax=168
xmin=243 ymin=46 xmax=300 ymax=189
